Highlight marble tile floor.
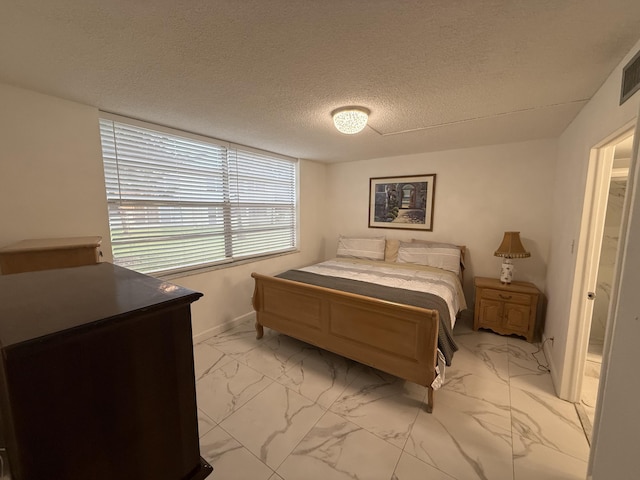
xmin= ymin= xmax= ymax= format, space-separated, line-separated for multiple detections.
xmin=194 ymin=316 xmax=590 ymax=480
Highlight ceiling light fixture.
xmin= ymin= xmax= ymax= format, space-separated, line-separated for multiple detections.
xmin=331 ymin=106 xmax=370 ymax=134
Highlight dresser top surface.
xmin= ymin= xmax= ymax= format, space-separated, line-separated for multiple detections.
xmin=0 ymin=263 xmax=202 ymax=349
xmin=0 ymin=236 xmax=102 ymax=253
xmin=474 ymin=276 xmax=540 ymax=294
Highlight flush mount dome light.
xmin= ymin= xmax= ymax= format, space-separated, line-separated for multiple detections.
xmin=331 ymin=106 xmax=370 ymax=134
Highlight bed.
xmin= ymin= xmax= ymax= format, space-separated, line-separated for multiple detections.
xmin=251 ymin=237 xmax=467 ymax=413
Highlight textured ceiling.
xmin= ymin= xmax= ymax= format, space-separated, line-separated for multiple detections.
xmin=2 ymin=1 xmax=640 ymax=163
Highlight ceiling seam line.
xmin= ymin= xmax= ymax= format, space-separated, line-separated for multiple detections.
xmin=374 ymin=99 xmax=590 ymax=137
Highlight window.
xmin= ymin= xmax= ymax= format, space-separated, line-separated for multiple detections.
xmin=99 ymin=115 xmax=297 ymax=275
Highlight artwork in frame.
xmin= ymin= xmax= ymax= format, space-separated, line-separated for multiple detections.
xmin=368 ymin=174 xmax=436 ymax=231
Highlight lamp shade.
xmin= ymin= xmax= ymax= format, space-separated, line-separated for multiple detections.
xmin=331 ymin=107 xmax=370 ymax=134
xmin=494 ymin=231 xmax=531 ymax=259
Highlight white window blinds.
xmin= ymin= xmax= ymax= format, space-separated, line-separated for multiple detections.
xmin=99 ymin=116 xmax=297 ymax=275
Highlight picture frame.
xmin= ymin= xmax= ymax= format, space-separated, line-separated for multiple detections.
xmin=368 ymin=174 xmax=436 ymax=231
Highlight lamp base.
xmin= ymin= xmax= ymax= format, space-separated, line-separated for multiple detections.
xmin=500 ymin=258 xmax=514 ymax=284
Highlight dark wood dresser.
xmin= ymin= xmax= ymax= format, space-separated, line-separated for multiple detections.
xmin=0 ymin=263 xmax=212 ymax=480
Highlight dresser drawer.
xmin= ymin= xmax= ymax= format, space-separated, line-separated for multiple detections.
xmin=481 ymin=288 xmax=533 ymax=306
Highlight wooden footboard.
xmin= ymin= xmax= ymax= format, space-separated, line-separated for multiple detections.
xmin=251 ymin=272 xmax=440 ymax=412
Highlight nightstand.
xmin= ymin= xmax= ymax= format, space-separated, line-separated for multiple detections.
xmin=473 ymin=276 xmax=541 ymax=342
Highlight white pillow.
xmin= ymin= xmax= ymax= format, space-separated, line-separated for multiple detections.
xmin=337 ymin=236 xmax=386 ymax=261
xmin=412 ymin=239 xmax=465 ymax=268
xmin=397 ymin=241 xmax=461 ymax=275
xmin=384 ymin=239 xmax=400 ymax=262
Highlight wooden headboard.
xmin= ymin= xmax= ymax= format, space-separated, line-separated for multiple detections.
xmin=459 ymin=245 xmax=466 ymax=283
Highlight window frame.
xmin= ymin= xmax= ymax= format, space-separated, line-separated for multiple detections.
xmin=99 ymin=112 xmax=299 ymax=277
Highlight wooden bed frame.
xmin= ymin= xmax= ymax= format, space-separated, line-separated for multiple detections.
xmin=251 ymin=272 xmax=440 ymax=412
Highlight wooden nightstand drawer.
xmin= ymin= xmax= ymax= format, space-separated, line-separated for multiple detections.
xmin=481 ymin=288 xmax=532 ymax=306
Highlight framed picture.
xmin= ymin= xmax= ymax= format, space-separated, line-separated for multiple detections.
xmin=368 ymin=174 xmax=436 ymax=231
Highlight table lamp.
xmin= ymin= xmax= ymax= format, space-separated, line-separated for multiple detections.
xmin=494 ymin=231 xmax=530 ymax=284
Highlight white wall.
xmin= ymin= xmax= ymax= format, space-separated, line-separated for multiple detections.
xmin=0 ymin=82 xmax=328 ymax=338
xmin=543 ymin=37 xmax=640 ymax=478
xmin=324 ymin=140 xmax=557 ymax=302
xmin=545 ymin=38 xmax=640 ymax=399
xmin=0 ymin=83 xmax=112 ymax=253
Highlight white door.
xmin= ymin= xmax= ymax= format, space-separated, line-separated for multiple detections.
xmin=588 ymin=117 xmax=640 ymax=478
xmin=565 ymin=131 xmax=632 ymax=404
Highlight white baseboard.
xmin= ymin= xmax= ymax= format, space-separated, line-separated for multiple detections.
xmin=542 ymin=333 xmax=560 ymax=396
xmin=192 ymin=311 xmax=256 ymax=344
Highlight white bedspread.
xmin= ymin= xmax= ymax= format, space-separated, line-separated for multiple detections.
xmin=298 ymin=258 xmax=467 ymax=329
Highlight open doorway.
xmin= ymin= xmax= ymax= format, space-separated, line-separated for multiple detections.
xmin=574 ymin=134 xmax=633 ymax=443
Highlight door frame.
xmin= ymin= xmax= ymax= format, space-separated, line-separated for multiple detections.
xmin=588 ymin=110 xmax=640 ymax=479
xmin=561 ymin=123 xmax=635 ymax=402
